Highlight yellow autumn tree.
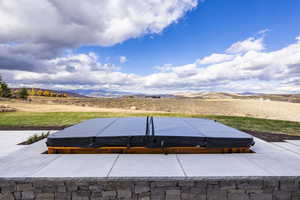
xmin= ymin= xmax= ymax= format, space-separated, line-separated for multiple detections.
xmin=43 ymin=90 xmax=50 ymax=97
xmin=30 ymin=88 xmax=36 ymax=96
xmin=37 ymin=90 xmax=43 ymax=96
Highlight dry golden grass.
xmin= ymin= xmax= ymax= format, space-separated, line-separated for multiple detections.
xmin=0 ymin=99 xmax=161 ymax=113
xmin=1 ymin=97 xmax=300 ymax=122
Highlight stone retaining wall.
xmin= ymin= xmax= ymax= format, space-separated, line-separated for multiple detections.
xmin=0 ymin=177 xmax=299 ymax=200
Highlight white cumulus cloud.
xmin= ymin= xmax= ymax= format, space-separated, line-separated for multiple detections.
xmin=119 ymin=56 xmax=128 ymax=63
xmin=196 ymin=53 xmax=234 ymax=65
xmin=226 ymin=37 xmax=265 ymax=54
xmin=0 ymin=0 xmax=197 ymax=47
xmin=2 ymin=34 xmax=300 ymax=93
xmin=0 ymin=0 xmax=198 ymax=71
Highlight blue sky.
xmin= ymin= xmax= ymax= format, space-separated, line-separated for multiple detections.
xmin=0 ymin=0 xmax=300 ymax=94
xmin=77 ymin=0 xmax=300 ymax=75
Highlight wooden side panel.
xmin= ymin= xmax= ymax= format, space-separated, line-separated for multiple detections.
xmin=48 ymin=146 xmax=253 ymax=154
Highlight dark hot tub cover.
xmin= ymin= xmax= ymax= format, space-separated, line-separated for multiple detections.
xmin=46 ymin=117 xmax=254 ymax=148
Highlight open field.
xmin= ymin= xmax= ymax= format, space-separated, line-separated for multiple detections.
xmin=1 ymin=112 xmax=300 ymax=137
xmin=175 ymin=92 xmax=300 ymax=102
xmin=0 ymin=99 xmax=161 ymax=113
xmin=1 ymin=97 xmax=300 ymax=122
xmin=1 ymin=97 xmax=300 ymax=138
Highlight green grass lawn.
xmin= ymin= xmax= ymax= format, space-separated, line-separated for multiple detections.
xmin=1 ymin=112 xmax=300 ymax=136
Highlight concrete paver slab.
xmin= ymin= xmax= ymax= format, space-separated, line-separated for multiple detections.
xmin=0 ymin=131 xmax=48 ymax=157
xmin=271 ymin=142 xmax=300 ymax=155
xmin=243 ymin=153 xmax=300 ymax=176
xmin=0 ymin=139 xmax=60 ymax=177
xmin=0 ymin=155 xmax=61 ymax=177
xmin=285 ymin=140 xmax=300 ymax=148
xmin=251 ymin=138 xmax=285 ymax=154
xmin=33 ymin=154 xmax=119 ymax=177
xmin=177 ymin=154 xmax=269 ymax=176
xmin=109 ymin=154 xmax=185 ymax=177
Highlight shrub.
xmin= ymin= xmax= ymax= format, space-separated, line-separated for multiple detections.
xmin=18 ymin=88 xmax=29 ymax=99
xmin=0 ymin=75 xmax=12 ymax=98
xmin=22 ymin=132 xmax=50 ymax=145
xmin=30 ymin=88 xmax=36 ymax=96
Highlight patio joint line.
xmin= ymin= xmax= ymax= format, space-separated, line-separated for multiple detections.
xmin=106 ymin=154 xmax=120 ymax=177
xmin=30 ymin=155 xmax=62 ymax=177
xmin=272 ymin=142 xmax=300 ymax=157
xmin=176 ymin=154 xmax=187 ymax=177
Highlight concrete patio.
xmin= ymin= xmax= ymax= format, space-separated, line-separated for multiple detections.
xmin=0 ymin=131 xmax=300 ymax=178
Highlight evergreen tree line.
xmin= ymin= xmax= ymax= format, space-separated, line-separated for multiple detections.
xmin=0 ymin=74 xmax=29 ymax=99
xmin=0 ymin=75 xmax=12 ymax=98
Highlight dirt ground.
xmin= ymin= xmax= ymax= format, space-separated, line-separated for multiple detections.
xmin=244 ymin=130 xmax=300 ymax=142
xmin=1 ymin=98 xmax=300 ymax=122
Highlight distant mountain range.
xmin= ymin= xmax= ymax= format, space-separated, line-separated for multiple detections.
xmin=66 ymin=89 xmax=141 ymax=97
xmin=12 ymin=88 xmax=300 ymax=102
xmin=65 ymin=89 xmax=179 ymax=98
xmin=172 ymin=92 xmax=239 ymax=99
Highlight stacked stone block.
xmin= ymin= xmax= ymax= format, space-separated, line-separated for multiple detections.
xmin=0 ymin=177 xmax=299 ymax=200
